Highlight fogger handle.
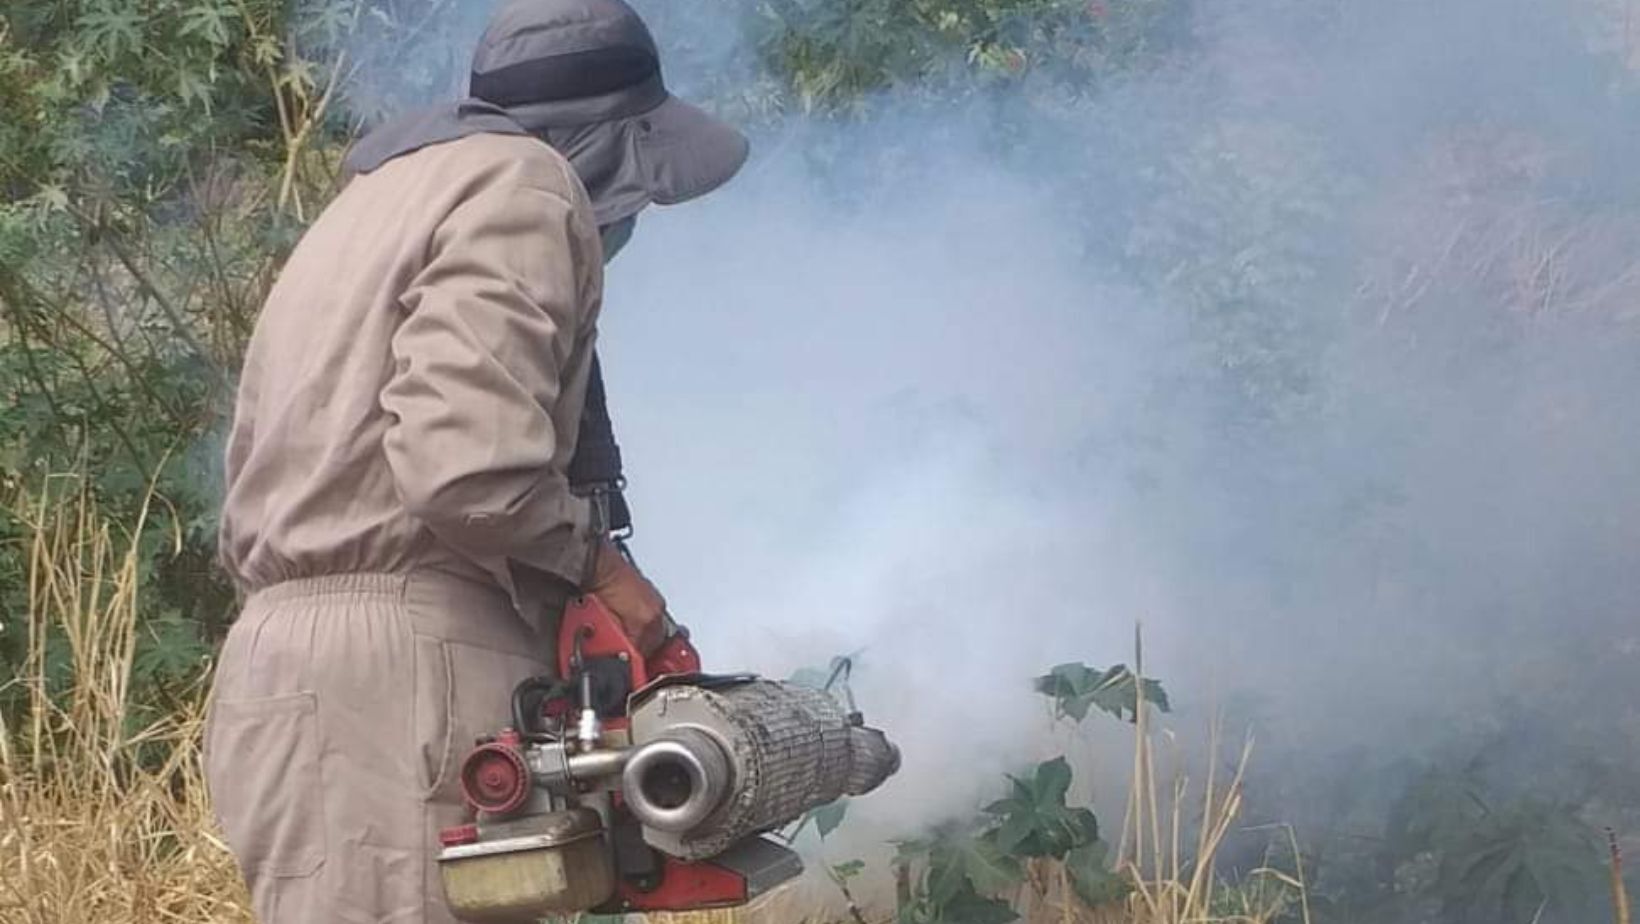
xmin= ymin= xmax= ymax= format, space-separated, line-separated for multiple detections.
xmin=647 ymin=618 xmax=702 ymax=677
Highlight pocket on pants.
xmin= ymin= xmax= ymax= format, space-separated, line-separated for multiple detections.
xmin=206 ymin=691 xmax=326 ymax=878
xmin=413 ymin=634 xmax=454 ymax=798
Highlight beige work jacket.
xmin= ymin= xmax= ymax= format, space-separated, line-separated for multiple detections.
xmin=219 ymin=132 xmax=606 ymax=608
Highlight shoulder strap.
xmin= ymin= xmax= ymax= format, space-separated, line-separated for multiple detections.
xmin=568 ymin=351 xmax=632 ymax=537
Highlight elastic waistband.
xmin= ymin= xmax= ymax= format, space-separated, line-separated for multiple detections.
xmin=247 ymin=572 xmax=411 ymax=606
xmin=244 ymin=570 xmax=551 ymax=653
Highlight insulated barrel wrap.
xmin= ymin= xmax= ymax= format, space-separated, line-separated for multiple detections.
xmin=627 ymin=680 xmax=896 ymax=860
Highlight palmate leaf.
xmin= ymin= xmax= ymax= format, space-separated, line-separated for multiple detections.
xmin=174 ymin=65 xmax=213 ymax=111
xmin=928 ymin=844 xmax=970 ymax=906
xmin=78 ymin=5 xmax=145 ymax=61
xmin=984 ymin=757 xmax=1072 ymax=814
xmin=928 ymin=831 xmax=1025 ymax=901
xmin=913 ymin=823 xmax=1028 ymax=924
xmin=1387 ymin=770 xmax=1489 ymax=857
xmin=960 ymin=836 xmax=1026 ymax=894
xmin=1034 ymin=662 xmax=1171 ymax=723
xmin=983 ymin=758 xmax=1100 ymax=859
xmin=1435 ymin=797 xmax=1604 ymax=922
xmin=131 ymin=609 xmax=209 ymax=688
xmin=991 ymin=804 xmax=1037 ymax=853
xmin=177 ymin=3 xmax=237 ymax=47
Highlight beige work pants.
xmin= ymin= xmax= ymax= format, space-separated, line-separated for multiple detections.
xmin=204 ymin=572 xmax=556 ymax=924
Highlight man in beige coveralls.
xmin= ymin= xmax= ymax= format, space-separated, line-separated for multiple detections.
xmin=205 ymin=2 xmax=750 ymax=921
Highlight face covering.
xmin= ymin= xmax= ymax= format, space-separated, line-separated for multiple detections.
xmin=599 ymin=216 xmax=637 ymax=265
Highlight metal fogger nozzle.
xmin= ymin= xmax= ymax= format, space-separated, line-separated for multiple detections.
xmin=624 ymin=679 xmax=900 ymax=860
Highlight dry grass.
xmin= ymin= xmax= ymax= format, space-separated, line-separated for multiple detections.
xmin=0 ymin=478 xmax=253 ymax=923
xmin=1111 ymin=629 xmax=1307 ymax=924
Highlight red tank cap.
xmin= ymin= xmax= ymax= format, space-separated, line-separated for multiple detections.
xmin=460 ymin=741 xmax=531 ymax=815
xmin=439 ymin=824 xmax=480 ymax=847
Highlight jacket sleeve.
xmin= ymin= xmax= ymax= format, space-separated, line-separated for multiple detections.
xmin=380 ymin=178 xmax=601 ymax=587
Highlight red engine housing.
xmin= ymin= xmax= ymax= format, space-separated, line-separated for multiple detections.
xmin=619 ymin=856 xmax=750 ymax=911
xmin=556 ymin=596 xmax=702 ymax=730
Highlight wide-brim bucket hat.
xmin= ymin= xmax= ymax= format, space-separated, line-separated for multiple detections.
xmin=471 ymin=0 xmax=750 ymax=225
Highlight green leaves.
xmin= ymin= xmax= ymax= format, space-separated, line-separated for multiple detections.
xmin=889 ymin=659 xmax=1155 ymax=921
xmin=1034 ymin=662 xmax=1171 ymax=723
xmin=946 ymin=835 xmax=1026 ymax=895
xmin=984 ymin=757 xmax=1100 ymax=859
xmin=177 ymin=3 xmax=238 ymax=48
xmin=1383 ymin=771 xmax=1607 ymax=923
xmin=716 ymin=0 xmax=1186 ymax=116
xmin=895 ymin=754 xmax=1126 ymax=922
xmin=896 ymin=827 xmax=1023 ymax=924
xmin=77 ymin=5 xmax=146 ymax=62
xmin=131 ymin=609 xmax=211 ymax=690
xmin=1436 ymin=799 xmax=1605 ymax=922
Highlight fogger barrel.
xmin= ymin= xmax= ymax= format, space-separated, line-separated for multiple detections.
xmin=624 ymin=679 xmax=901 ymax=859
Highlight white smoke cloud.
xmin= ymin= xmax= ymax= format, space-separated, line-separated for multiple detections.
xmin=598 ymin=147 xmax=1173 ymax=825
xmin=340 ymin=0 xmax=1640 ymax=879
xmin=602 ymin=0 xmax=1640 ymax=842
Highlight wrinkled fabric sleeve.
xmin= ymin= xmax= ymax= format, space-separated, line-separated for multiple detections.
xmin=380 ymin=180 xmax=601 ymax=587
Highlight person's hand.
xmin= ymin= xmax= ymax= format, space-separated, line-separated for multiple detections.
xmin=585 ymin=538 xmax=668 ymax=655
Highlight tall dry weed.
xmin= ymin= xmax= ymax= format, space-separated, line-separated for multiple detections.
xmin=0 ymin=477 xmax=251 ymax=923
xmin=1106 ymin=628 xmax=1305 ymax=924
